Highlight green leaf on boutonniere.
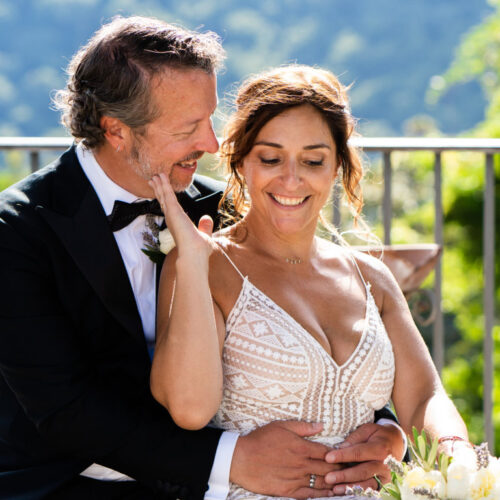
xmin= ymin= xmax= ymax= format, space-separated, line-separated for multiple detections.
xmin=141 ymin=247 xmax=165 ymax=265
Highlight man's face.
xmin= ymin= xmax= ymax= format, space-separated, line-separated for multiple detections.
xmin=125 ymin=68 xmax=219 ymax=192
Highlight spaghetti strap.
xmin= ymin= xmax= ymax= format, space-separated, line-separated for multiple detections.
xmin=347 ymin=249 xmax=370 ymax=292
xmin=215 ymin=241 xmax=246 ymax=281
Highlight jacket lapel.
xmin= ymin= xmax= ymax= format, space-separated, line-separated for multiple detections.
xmin=176 ymin=187 xmax=223 ymax=227
xmin=37 ymin=148 xmax=145 ymax=345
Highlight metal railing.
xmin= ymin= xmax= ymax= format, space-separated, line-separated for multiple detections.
xmin=0 ymin=136 xmax=498 ymax=450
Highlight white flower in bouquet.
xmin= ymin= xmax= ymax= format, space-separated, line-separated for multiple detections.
xmin=400 ymin=467 xmax=446 ymax=500
xmin=447 ymin=462 xmax=472 ymax=499
xmin=158 ymin=228 xmax=176 ymax=254
xmin=469 ymin=456 xmax=500 ymax=500
xmin=447 ymin=445 xmax=478 ymax=499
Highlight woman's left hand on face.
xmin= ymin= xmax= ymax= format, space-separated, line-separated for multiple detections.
xmin=149 ymin=173 xmax=216 ymax=261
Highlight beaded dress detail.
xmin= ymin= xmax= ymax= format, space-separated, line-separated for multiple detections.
xmin=211 ymin=248 xmax=395 ymax=500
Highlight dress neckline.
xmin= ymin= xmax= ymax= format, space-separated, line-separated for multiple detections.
xmin=226 ymin=275 xmax=376 ymax=369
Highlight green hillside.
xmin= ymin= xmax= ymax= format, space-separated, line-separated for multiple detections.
xmin=0 ymin=0 xmax=492 ymax=138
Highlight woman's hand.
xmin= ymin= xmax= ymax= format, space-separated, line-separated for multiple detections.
xmin=149 ymin=173 xmax=215 ymax=261
xmin=149 ymin=173 xmax=225 ymax=428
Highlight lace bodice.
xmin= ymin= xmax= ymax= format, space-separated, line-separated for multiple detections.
xmin=210 ymin=249 xmax=395 ymax=500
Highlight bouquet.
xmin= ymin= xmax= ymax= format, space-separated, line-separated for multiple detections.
xmin=346 ymin=428 xmax=500 ymax=500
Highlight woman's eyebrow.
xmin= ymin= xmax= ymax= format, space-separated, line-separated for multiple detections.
xmin=253 ymin=141 xmax=331 ymax=150
xmin=303 ymin=143 xmax=331 ymax=150
xmin=254 ymin=141 xmax=283 ymax=148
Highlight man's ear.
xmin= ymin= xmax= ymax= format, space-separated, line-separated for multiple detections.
xmin=100 ymin=116 xmax=129 ymax=152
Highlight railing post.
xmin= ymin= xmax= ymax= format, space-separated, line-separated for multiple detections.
xmin=333 ymin=182 xmax=342 ymax=231
xmin=30 ymin=151 xmax=40 ymax=173
xmin=433 ymin=152 xmax=444 ymax=374
xmin=483 ymin=153 xmax=495 ymax=452
xmin=383 ymin=152 xmax=392 ymax=245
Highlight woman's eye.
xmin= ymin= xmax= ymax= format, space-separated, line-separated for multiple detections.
xmin=305 ymin=159 xmax=324 ymax=167
xmin=259 ymin=157 xmax=280 ymax=165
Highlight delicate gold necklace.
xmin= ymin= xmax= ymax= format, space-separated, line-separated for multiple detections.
xmin=284 ymin=256 xmax=303 ymax=264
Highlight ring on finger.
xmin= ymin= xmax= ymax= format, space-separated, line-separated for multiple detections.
xmin=309 ymin=474 xmax=317 ymax=488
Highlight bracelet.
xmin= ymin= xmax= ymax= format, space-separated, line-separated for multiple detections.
xmin=438 ymin=436 xmax=472 ymax=452
xmin=438 ymin=436 xmax=467 ymax=444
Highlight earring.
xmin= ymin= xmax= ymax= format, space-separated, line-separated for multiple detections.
xmin=116 ymin=144 xmax=122 ymax=153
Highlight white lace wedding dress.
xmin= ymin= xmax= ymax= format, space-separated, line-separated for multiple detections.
xmin=211 ymin=249 xmax=395 ymax=500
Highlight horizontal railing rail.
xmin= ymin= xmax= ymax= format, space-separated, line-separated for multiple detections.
xmin=1 ymin=136 xmax=498 ymax=450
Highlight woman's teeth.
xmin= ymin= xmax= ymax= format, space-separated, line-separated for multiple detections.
xmin=271 ymin=194 xmax=307 ymax=206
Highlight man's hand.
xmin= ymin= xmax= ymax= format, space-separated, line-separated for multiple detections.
xmin=323 ymin=422 xmax=406 ymax=495
xmin=230 ymin=421 xmax=343 ymax=499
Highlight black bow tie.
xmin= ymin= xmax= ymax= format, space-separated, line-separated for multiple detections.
xmin=107 ymin=199 xmax=163 ymax=232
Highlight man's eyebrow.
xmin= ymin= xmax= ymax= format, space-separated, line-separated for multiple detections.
xmin=253 ymin=141 xmax=331 ymax=150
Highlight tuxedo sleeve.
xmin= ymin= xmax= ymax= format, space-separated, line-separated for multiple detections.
xmin=374 ymin=405 xmax=398 ymax=422
xmin=0 ymin=213 xmax=222 ymax=499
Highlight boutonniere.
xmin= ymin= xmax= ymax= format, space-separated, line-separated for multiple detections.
xmin=141 ymin=215 xmax=176 ymax=264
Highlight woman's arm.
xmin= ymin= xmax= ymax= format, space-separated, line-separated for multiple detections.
xmin=367 ymin=256 xmax=467 ymax=443
xmin=149 ymin=173 xmax=226 ymax=430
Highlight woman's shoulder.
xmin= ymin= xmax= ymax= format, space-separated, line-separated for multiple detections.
xmin=316 ymin=238 xmax=400 ymax=293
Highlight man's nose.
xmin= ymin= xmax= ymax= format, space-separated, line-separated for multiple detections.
xmin=198 ymin=121 xmax=219 ymax=154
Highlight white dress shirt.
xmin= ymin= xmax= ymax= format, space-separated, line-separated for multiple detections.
xmin=75 ymin=143 xmax=237 ymax=498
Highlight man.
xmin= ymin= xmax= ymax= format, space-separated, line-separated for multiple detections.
xmin=0 ymin=16 xmax=405 ymax=500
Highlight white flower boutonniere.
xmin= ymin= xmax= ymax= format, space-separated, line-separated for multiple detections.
xmin=158 ymin=228 xmax=176 ymax=254
xmin=141 ymin=215 xmax=176 ymax=264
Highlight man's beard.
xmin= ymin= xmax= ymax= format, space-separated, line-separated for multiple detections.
xmin=127 ymin=135 xmax=200 ymax=193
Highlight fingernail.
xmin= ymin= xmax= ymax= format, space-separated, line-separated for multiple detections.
xmin=325 ymin=452 xmax=336 ymax=463
xmin=333 ymin=485 xmax=345 ymax=495
xmin=325 ymin=473 xmax=336 ymax=484
xmin=337 ymin=441 xmax=350 ymax=448
xmin=312 ymin=422 xmax=323 ymax=431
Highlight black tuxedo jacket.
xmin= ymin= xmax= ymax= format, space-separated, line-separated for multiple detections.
xmin=0 ymin=147 xmax=225 ymax=500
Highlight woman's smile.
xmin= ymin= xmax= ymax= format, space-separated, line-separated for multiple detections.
xmin=268 ymin=193 xmax=310 ymax=208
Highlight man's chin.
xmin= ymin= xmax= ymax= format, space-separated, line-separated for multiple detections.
xmin=169 ymin=166 xmax=197 ymax=192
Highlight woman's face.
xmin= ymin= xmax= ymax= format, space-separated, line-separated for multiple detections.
xmin=241 ymin=104 xmax=339 ymax=235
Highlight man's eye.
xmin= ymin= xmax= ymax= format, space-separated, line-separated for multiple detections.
xmin=259 ymin=157 xmax=280 ymax=165
xmin=174 ymin=126 xmax=197 ymax=137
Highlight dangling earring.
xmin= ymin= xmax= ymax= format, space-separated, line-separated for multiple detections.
xmin=116 ymin=144 xmax=122 ymax=153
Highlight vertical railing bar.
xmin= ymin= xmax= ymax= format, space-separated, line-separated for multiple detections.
xmin=332 ymin=182 xmax=342 ymax=241
xmin=483 ymin=153 xmax=495 ymax=452
xmin=30 ymin=151 xmax=40 ymax=173
xmin=383 ymin=152 xmax=392 ymax=245
xmin=433 ymin=152 xmax=444 ymax=374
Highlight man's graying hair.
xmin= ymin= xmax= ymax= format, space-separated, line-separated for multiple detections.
xmin=54 ymin=16 xmax=225 ymax=148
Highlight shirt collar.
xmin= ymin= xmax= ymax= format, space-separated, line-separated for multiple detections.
xmin=76 ymin=142 xmax=144 ymax=216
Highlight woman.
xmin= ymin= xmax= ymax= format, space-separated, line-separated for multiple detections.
xmin=149 ymin=65 xmax=467 ymax=499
